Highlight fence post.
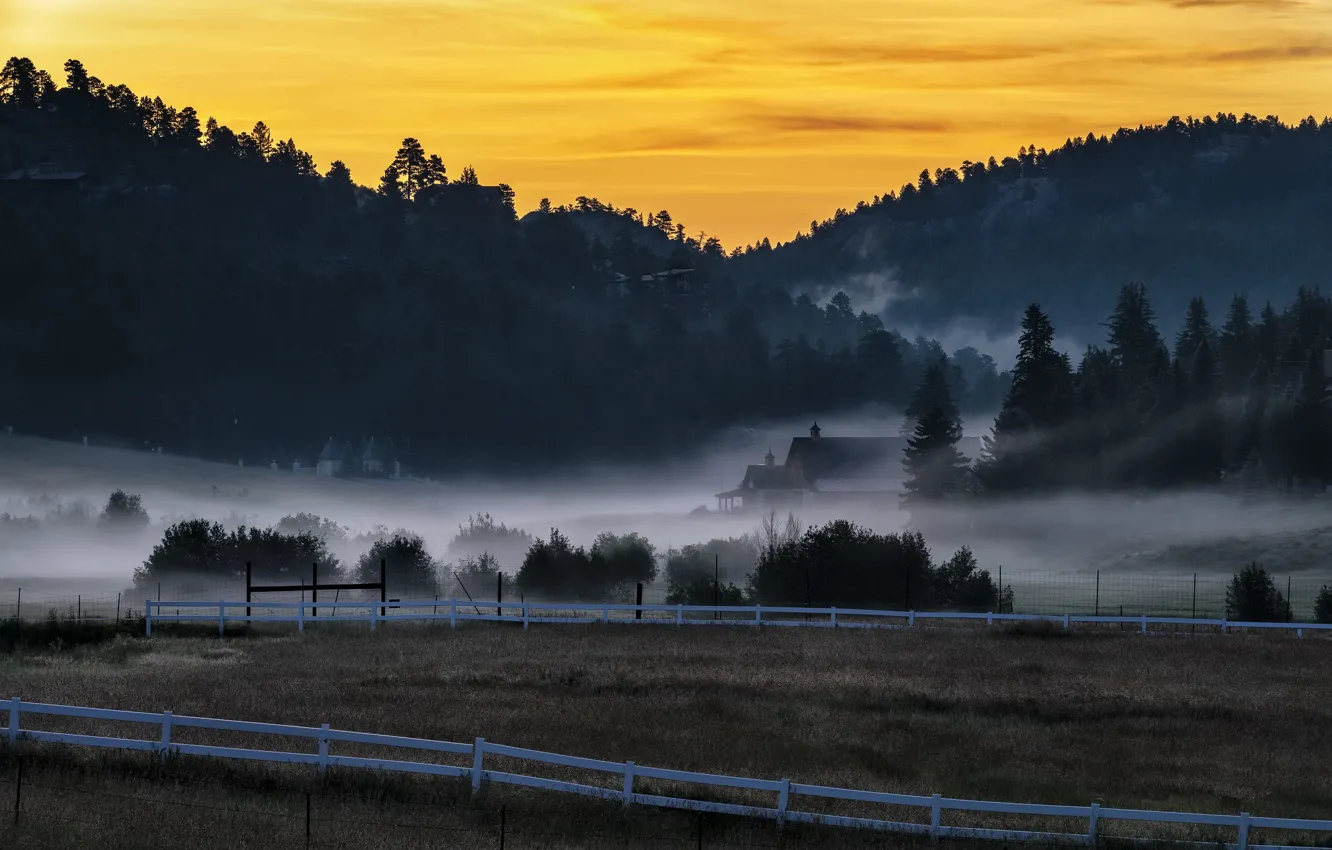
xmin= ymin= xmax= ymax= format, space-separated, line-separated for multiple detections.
xmin=218 ymin=602 xmax=225 ymax=637
xmin=1238 ymin=812 xmax=1250 ymax=850
xmin=146 ymin=598 xmax=153 ymax=637
xmin=298 ymin=600 xmax=305 ymax=633
xmin=636 ymin=583 xmax=643 ymax=621
xmin=677 ymin=603 xmax=683 ymax=626
xmin=831 ymin=607 xmax=837 ymax=628
xmin=8 ymin=697 xmax=18 ymax=745
xmin=1140 ymin=614 xmax=1147 ymax=635
xmin=909 ymin=610 xmax=915 ymax=628
xmin=930 ymin=793 xmax=941 ymax=842
xmin=1222 ymin=618 xmax=1228 ymax=634
xmin=523 ymin=601 xmax=529 ymax=630
xmin=987 ymin=611 xmax=993 ymax=626
xmin=1063 ymin=613 xmax=1070 ymax=631
xmin=755 ymin=605 xmax=762 ymax=627
xmin=246 ymin=561 xmax=252 ymax=618
xmin=451 ymin=598 xmax=457 ymax=629
xmin=1089 ymin=802 xmax=1100 ymax=845
xmin=160 ymin=710 xmax=173 ymax=761
xmin=602 ymin=604 xmax=609 ymax=625
xmin=777 ymin=778 xmax=790 ymax=826
xmin=318 ymin=723 xmax=329 ymax=774
xmin=622 ymin=760 xmax=635 ymax=807
xmin=471 ymin=738 xmax=485 ymax=795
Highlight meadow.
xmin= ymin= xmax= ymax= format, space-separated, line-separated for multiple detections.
xmin=1 ymin=623 xmax=1330 ymax=848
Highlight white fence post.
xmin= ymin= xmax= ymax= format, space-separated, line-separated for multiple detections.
xmin=451 ymin=598 xmax=457 ymax=629
xmin=831 ymin=607 xmax=837 ymax=628
xmin=777 ymin=778 xmax=790 ymax=826
xmin=909 ymin=610 xmax=916 ymax=628
xmin=523 ymin=601 xmax=529 ymax=630
xmin=1063 ymin=613 xmax=1070 ymax=631
xmin=623 ymin=760 xmax=635 ymax=806
xmin=471 ymin=737 xmax=485 ymax=795
xmin=318 ymin=723 xmax=329 ymax=774
xmin=1140 ymin=614 xmax=1147 ymax=635
xmin=1089 ymin=802 xmax=1100 ymax=845
xmin=1222 ymin=618 xmax=1228 ymax=634
xmin=676 ymin=604 xmax=683 ymax=626
xmin=8 ymin=696 xmax=18 ymax=744
xmin=755 ymin=605 xmax=762 ymax=627
xmin=602 ymin=604 xmax=609 ymax=625
xmin=987 ymin=611 xmax=993 ymax=626
xmin=1238 ymin=811 xmax=1250 ymax=850
xmin=930 ymin=793 xmax=941 ymax=842
xmin=160 ymin=710 xmax=173 ymax=760
xmin=146 ymin=599 xmax=153 ymax=637
xmin=1298 ymin=627 xmax=1304 ymax=638
xmin=218 ymin=603 xmax=225 ymax=637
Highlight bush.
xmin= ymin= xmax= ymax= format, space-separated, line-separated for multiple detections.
xmin=1315 ymin=585 xmax=1332 ymax=624
xmin=450 ymin=553 xmax=503 ymax=597
xmin=135 ymin=520 xmax=338 ymax=587
xmin=933 ymin=546 xmax=1001 ymax=612
xmin=274 ymin=513 xmax=348 ymax=543
xmin=355 ymin=531 xmax=440 ymax=599
xmin=747 ymin=520 xmax=934 ymax=608
xmin=514 ymin=529 xmax=654 ymax=601
xmin=99 ymin=489 xmax=149 ymax=529
xmin=1225 ymin=562 xmax=1289 ymax=622
xmin=666 ymin=575 xmax=746 ymax=606
xmin=448 ymin=513 xmax=534 ymax=569
xmin=664 ymin=536 xmax=757 ymax=596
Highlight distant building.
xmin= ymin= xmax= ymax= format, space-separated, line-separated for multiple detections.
xmin=1 ymin=163 xmax=87 ymax=200
xmin=714 ymin=422 xmax=982 ymax=512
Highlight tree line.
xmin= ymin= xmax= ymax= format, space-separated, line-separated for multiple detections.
xmin=900 ymin=284 xmax=1332 ymax=497
xmin=1 ymin=56 xmax=1008 ymax=473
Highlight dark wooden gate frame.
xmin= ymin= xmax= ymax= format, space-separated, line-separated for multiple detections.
xmin=245 ymin=559 xmax=386 ymax=617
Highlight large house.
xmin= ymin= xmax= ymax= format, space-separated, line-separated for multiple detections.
xmin=714 ymin=423 xmax=982 ymax=512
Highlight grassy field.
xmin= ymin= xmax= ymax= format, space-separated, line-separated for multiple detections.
xmin=1 ymin=623 xmax=1331 ymax=848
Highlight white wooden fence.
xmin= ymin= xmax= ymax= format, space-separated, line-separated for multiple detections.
xmin=3 ymin=698 xmax=1329 ymax=849
xmin=143 ymin=598 xmax=1332 ymax=638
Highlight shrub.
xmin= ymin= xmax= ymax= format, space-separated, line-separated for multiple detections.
xmin=274 ymin=513 xmax=348 ymax=543
xmin=747 ymin=520 xmax=934 ymax=608
xmin=665 ymin=575 xmax=746 ymax=606
xmin=99 ymin=490 xmax=149 ymax=529
xmin=450 ymin=553 xmax=503 ymax=597
xmin=516 ymin=528 xmax=592 ymax=600
xmin=1225 ymin=562 xmax=1289 ymax=622
xmin=664 ymin=536 xmax=757 ymax=596
xmin=448 ymin=513 xmax=534 ymax=569
xmin=356 ymin=531 xmax=440 ymax=598
xmin=590 ymin=532 xmax=657 ymax=589
xmin=933 ymin=546 xmax=1001 ymax=612
xmin=135 ymin=520 xmax=338 ymax=587
xmin=1315 ymin=585 xmax=1332 ymax=624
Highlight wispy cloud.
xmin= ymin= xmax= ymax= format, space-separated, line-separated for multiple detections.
xmin=749 ymin=112 xmax=953 ymax=134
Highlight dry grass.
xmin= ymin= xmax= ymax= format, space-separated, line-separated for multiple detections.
xmin=1 ymin=624 xmax=1331 ymax=848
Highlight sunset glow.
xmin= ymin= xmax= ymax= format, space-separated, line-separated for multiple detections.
xmin=8 ymin=0 xmax=1332 ymax=245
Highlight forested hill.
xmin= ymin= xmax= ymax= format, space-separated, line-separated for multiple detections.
xmin=731 ymin=113 xmax=1332 ymax=339
xmin=1 ymin=55 xmax=1329 ymax=475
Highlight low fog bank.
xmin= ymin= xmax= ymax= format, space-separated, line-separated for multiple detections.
xmin=2 ymin=433 xmax=1329 ymax=597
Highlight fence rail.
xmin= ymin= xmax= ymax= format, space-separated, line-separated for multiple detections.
xmin=141 ymin=598 xmax=1332 ymax=638
xmin=2 ymin=697 xmax=1328 ymax=849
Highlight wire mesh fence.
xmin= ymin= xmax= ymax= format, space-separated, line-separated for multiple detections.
xmin=1 ymin=569 xmax=1329 ymax=625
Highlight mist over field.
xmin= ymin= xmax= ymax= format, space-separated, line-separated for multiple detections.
xmin=4 ymin=427 xmax=1329 ymax=603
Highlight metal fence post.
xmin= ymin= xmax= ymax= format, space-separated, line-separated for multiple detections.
xmin=160 ymin=710 xmax=173 ymax=761
xmin=1089 ymin=802 xmax=1100 ymax=844
xmin=318 ymin=723 xmax=329 ymax=774
xmin=471 ymin=738 xmax=486 ymax=795
xmin=623 ymin=760 xmax=635 ymax=807
xmin=8 ymin=697 xmax=18 ymax=745
xmin=930 ymin=793 xmax=941 ymax=842
xmin=1238 ymin=812 xmax=1250 ymax=850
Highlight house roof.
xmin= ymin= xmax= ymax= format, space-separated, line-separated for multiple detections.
xmin=741 ymin=464 xmax=794 ymax=490
xmin=784 ymin=437 xmax=903 ymax=486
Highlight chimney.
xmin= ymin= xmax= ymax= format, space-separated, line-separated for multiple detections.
xmin=809 ymin=422 xmax=822 ymax=441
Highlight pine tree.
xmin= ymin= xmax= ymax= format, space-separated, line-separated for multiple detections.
xmin=1255 ymin=302 xmax=1281 ymax=372
xmin=902 ymin=363 xmax=968 ymax=504
xmin=251 ymin=120 xmax=274 ymax=159
xmin=1220 ymin=294 xmax=1255 ymax=394
xmin=1107 ymin=283 xmax=1164 ymax=398
xmin=1186 ymin=339 xmax=1225 ymax=482
xmin=902 ymin=355 xmax=959 ymax=435
xmin=976 ymin=304 xmax=1072 ymax=492
xmin=1291 ymin=346 xmax=1332 ymax=488
xmin=1174 ymin=296 xmax=1213 ymax=366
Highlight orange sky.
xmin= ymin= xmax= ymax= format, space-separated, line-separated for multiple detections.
xmin=6 ymin=0 xmax=1332 ymax=246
